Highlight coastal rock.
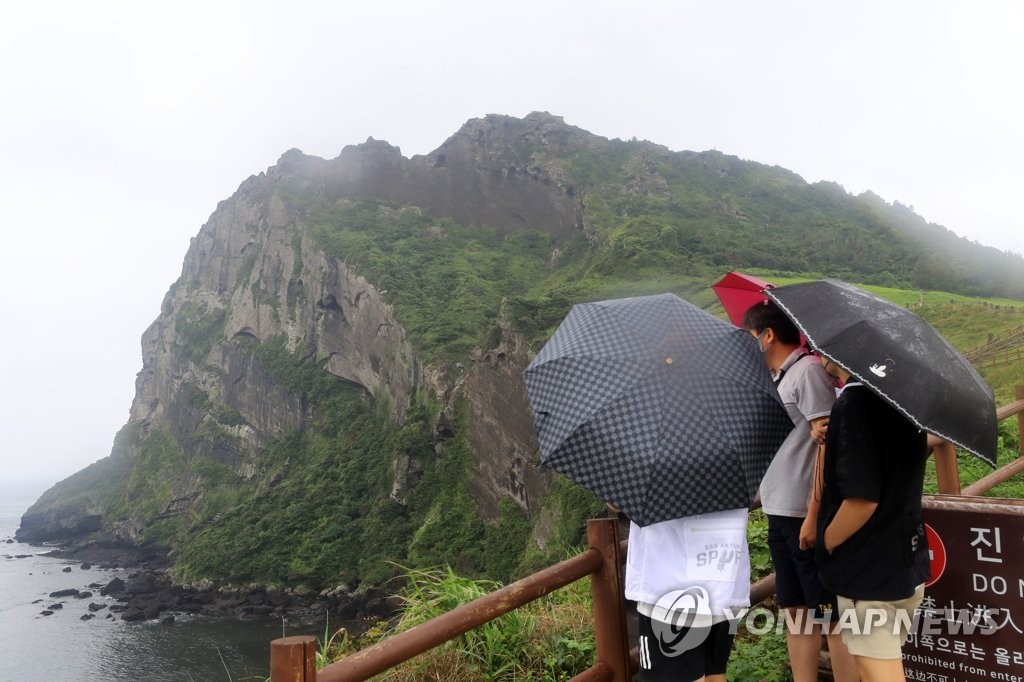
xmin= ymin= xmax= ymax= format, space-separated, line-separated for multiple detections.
xmin=265 ymin=587 xmax=291 ymax=608
xmin=100 ymin=577 xmax=125 ymax=595
xmin=16 ymin=506 xmax=102 ymax=544
xmin=124 ymin=572 xmax=162 ymax=594
xmin=121 ymin=607 xmax=146 ymax=622
xmin=40 ymin=541 xmax=171 ymax=570
xmin=32 ymin=568 xmax=398 ymax=627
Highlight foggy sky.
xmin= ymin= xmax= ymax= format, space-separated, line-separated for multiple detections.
xmin=1 ymin=1 xmax=1021 ymax=485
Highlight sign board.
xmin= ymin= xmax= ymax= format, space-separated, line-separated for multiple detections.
xmin=925 ymin=523 xmax=947 ymax=588
xmin=902 ymin=495 xmax=1024 ymax=682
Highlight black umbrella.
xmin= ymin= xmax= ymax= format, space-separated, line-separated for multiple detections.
xmin=766 ymin=279 xmax=997 ymax=466
xmin=523 ymin=293 xmax=792 ymax=526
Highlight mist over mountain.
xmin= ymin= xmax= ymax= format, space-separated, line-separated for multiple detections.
xmin=19 ymin=112 xmax=1023 ymax=592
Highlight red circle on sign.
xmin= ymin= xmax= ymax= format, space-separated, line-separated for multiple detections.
xmin=924 ymin=523 xmax=946 ymax=587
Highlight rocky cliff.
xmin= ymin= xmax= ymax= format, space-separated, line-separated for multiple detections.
xmin=20 ymin=111 xmax=1024 ymax=589
xmin=18 ymin=113 xmax=604 ymax=585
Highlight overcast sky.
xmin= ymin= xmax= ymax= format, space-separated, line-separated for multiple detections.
xmin=1 ymin=1 xmax=1022 ymax=486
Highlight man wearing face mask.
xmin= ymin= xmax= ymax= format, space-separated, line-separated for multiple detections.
xmin=742 ymin=302 xmax=858 ymax=682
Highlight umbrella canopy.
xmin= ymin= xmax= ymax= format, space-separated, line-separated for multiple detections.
xmin=766 ymin=279 xmax=998 ymax=466
xmin=711 ymin=271 xmax=775 ymax=327
xmin=523 ymin=293 xmax=792 ymax=526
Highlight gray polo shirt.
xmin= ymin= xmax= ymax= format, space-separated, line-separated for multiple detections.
xmin=759 ymin=349 xmax=836 ymax=518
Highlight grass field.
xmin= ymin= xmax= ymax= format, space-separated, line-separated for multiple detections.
xmin=699 ymin=270 xmax=1024 ymax=498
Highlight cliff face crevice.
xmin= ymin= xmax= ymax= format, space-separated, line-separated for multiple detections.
xmin=131 ymin=181 xmax=426 ymax=464
xmin=460 ymin=317 xmax=552 ymax=521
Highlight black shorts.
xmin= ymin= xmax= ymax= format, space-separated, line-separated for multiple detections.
xmin=767 ymin=514 xmax=837 ymax=621
xmin=636 ymin=612 xmax=734 ymax=682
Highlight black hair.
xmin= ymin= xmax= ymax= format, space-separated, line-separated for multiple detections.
xmin=741 ymin=300 xmax=801 ymax=346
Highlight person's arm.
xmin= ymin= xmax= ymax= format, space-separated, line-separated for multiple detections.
xmin=823 ymin=498 xmax=878 ymax=553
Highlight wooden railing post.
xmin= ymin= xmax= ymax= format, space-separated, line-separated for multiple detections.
xmin=1017 ymin=385 xmax=1024 ymax=458
xmin=271 ymin=635 xmax=317 ymax=682
xmin=933 ymin=440 xmax=962 ymax=495
xmin=587 ymin=518 xmax=630 ymax=682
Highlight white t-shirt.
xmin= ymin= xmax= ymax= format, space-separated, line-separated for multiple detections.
xmin=624 ymin=507 xmax=750 ymax=625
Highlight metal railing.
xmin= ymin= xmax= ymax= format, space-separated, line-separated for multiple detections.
xmin=270 ymin=385 xmax=1024 ymax=681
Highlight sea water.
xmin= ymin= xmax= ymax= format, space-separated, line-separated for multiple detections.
xmin=0 ymin=479 xmax=287 ymax=682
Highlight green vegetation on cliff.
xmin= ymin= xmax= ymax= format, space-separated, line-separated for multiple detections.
xmin=171 ymin=196 xmax=1023 ymax=591
xmin=25 ymin=116 xmax=1024 ymax=601
xmin=158 ymin=337 xmax=601 ymax=589
xmin=41 ymin=196 xmax=1022 ymax=593
xmin=310 ymin=200 xmax=559 ymax=361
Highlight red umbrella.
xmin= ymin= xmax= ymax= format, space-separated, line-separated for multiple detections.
xmin=711 ymin=271 xmax=775 ymax=327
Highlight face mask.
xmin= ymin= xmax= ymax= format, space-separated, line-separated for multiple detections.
xmin=756 ymin=330 xmax=773 ymax=355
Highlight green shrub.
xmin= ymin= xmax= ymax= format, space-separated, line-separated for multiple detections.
xmin=728 ymin=615 xmax=792 ymax=682
xmin=175 ymin=300 xmax=227 ymax=363
xmin=327 ymin=565 xmax=595 ymax=681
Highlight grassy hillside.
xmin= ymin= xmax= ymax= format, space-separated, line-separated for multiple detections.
xmin=723 ymin=270 xmax=1024 ymax=501
xmin=729 ymin=269 xmax=1024 ymax=398
xmin=557 ymin=140 xmax=1024 ymax=299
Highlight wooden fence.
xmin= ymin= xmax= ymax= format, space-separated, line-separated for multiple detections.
xmin=965 ymin=324 xmax=1024 ymax=366
xmin=272 ymin=519 xmax=631 ymax=682
xmin=972 ymin=345 xmax=1024 ymax=368
xmin=271 ymin=385 xmax=1024 ymax=681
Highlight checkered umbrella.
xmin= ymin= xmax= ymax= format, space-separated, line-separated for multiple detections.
xmin=523 ymin=293 xmax=792 ymax=526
